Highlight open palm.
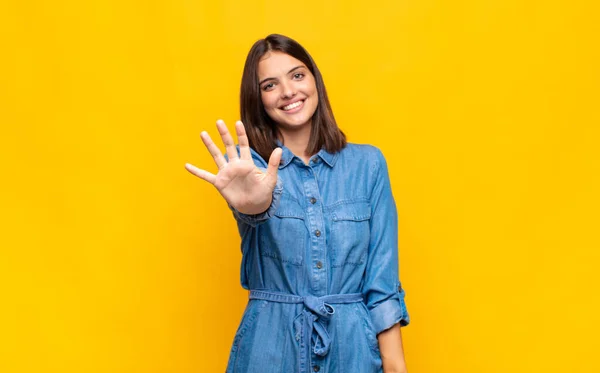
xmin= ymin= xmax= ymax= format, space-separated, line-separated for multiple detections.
xmin=185 ymin=120 xmax=282 ymax=215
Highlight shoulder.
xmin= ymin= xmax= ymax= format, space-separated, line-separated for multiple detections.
xmin=342 ymin=142 xmax=384 ymax=156
xmin=339 ymin=143 xmax=387 ymax=170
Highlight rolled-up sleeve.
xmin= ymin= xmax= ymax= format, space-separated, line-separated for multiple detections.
xmin=364 ymin=148 xmax=410 ymax=334
xmin=227 ymin=147 xmax=283 ymax=227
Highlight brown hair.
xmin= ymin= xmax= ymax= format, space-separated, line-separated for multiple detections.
xmin=240 ymin=34 xmax=346 ymax=162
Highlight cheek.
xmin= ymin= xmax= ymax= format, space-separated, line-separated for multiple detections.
xmin=305 ymin=77 xmax=317 ymax=95
xmin=261 ymin=92 xmax=278 ymax=110
xmin=305 ymin=83 xmax=318 ymax=105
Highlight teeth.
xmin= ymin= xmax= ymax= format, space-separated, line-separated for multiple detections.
xmin=282 ymin=101 xmax=303 ymax=111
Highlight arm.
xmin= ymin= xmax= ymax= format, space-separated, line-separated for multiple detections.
xmin=378 ymin=323 xmax=408 ymax=373
xmin=363 ymin=148 xmax=410 ymax=372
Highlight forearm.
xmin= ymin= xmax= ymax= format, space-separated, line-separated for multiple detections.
xmin=377 ymin=323 xmax=407 ymax=373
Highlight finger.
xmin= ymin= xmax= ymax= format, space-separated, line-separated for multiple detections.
xmin=185 ymin=163 xmax=217 ymax=185
xmin=200 ymin=131 xmax=227 ymax=170
xmin=216 ymin=119 xmax=239 ymax=161
xmin=265 ymin=147 xmax=282 ymax=182
xmin=236 ymin=121 xmax=252 ymax=161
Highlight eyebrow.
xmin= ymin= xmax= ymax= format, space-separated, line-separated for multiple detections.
xmin=259 ymin=65 xmax=305 ymax=86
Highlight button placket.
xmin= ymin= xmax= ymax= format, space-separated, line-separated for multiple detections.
xmin=302 ymin=165 xmax=327 ymax=295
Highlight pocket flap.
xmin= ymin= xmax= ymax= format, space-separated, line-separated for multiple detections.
xmin=332 ymin=201 xmax=371 ymax=221
xmin=274 ymin=195 xmax=305 ymax=219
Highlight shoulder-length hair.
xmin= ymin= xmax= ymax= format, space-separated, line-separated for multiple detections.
xmin=240 ymin=34 xmax=346 ymax=162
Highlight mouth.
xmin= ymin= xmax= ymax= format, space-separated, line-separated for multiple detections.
xmin=280 ymin=99 xmax=305 ymax=112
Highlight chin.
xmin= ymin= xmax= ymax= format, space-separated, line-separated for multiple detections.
xmin=280 ymin=117 xmax=311 ymax=129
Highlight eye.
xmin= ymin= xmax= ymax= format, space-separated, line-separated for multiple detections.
xmin=262 ymin=82 xmax=275 ymax=91
xmin=293 ymin=72 xmax=305 ymax=79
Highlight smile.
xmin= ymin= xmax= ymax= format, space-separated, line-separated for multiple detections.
xmin=281 ymin=100 xmax=304 ymax=112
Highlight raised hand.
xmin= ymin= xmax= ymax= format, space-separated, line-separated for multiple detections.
xmin=185 ymin=120 xmax=282 ymax=215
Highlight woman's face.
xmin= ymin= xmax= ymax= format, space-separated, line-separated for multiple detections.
xmin=257 ymin=51 xmax=319 ymax=132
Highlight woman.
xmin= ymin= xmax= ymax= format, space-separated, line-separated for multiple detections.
xmin=185 ymin=34 xmax=410 ymax=373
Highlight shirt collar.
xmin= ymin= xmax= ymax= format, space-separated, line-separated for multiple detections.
xmin=276 ymin=140 xmax=339 ymax=169
xmin=316 ymin=148 xmax=338 ymax=167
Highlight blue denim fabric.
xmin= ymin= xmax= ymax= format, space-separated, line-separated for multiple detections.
xmin=226 ymin=143 xmax=410 ymax=373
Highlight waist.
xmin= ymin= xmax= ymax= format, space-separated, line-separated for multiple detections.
xmin=249 ymin=289 xmax=363 ymax=304
xmin=248 ymin=289 xmax=365 ymax=369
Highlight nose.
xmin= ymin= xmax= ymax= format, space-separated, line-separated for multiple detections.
xmin=280 ymin=80 xmax=296 ymax=99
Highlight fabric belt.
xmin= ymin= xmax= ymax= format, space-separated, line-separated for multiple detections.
xmin=249 ymin=290 xmax=364 ymax=373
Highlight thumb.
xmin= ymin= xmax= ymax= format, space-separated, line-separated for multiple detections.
xmin=265 ymin=147 xmax=282 ymax=183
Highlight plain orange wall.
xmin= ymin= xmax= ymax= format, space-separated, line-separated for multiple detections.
xmin=1 ymin=1 xmax=599 ymax=372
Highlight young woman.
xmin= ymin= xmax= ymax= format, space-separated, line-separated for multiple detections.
xmin=185 ymin=34 xmax=410 ymax=373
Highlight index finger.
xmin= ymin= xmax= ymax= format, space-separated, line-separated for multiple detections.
xmin=236 ymin=121 xmax=252 ymax=161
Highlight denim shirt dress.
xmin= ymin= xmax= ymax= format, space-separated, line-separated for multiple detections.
xmin=226 ymin=143 xmax=410 ymax=373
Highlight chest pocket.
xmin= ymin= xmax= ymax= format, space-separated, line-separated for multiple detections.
xmin=258 ymin=195 xmax=306 ymax=266
xmin=329 ymin=200 xmax=372 ymax=267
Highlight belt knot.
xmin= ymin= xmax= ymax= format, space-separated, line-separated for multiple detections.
xmin=248 ymin=290 xmax=363 ymax=373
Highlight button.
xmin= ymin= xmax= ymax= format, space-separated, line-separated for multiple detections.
xmin=398 ymin=284 xmax=403 ymax=292
xmin=315 ymin=230 xmax=321 ymax=237
xmin=313 ymin=366 xmax=320 ymax=372
xmin=310 ymin=197 xmax=317 ymax=204
xmin=316 ymin=261 xmax=323 ymax=269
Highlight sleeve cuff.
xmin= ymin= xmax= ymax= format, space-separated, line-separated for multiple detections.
xmin=369 ymin=286 xmax=410 ymax=334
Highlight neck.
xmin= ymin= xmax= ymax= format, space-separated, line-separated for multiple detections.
xmin=279 ymin=123 xmax=313 ymax=164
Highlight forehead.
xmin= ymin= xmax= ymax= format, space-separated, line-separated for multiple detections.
xmin=257 ymin=51 xmax=307 ymax=79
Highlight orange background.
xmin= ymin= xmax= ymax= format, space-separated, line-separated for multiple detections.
xmin=1 ymin=1 xmax=599 ymax=372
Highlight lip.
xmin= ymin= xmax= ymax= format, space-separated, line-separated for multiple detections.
xmin=279 ymin=99 xmax=305 ymax=114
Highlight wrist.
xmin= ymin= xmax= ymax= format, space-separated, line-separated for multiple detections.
xmin=382 ymin=359 xmax=407 ymax=373
xmin=384 ymin=368 xmax=407 ymax=373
